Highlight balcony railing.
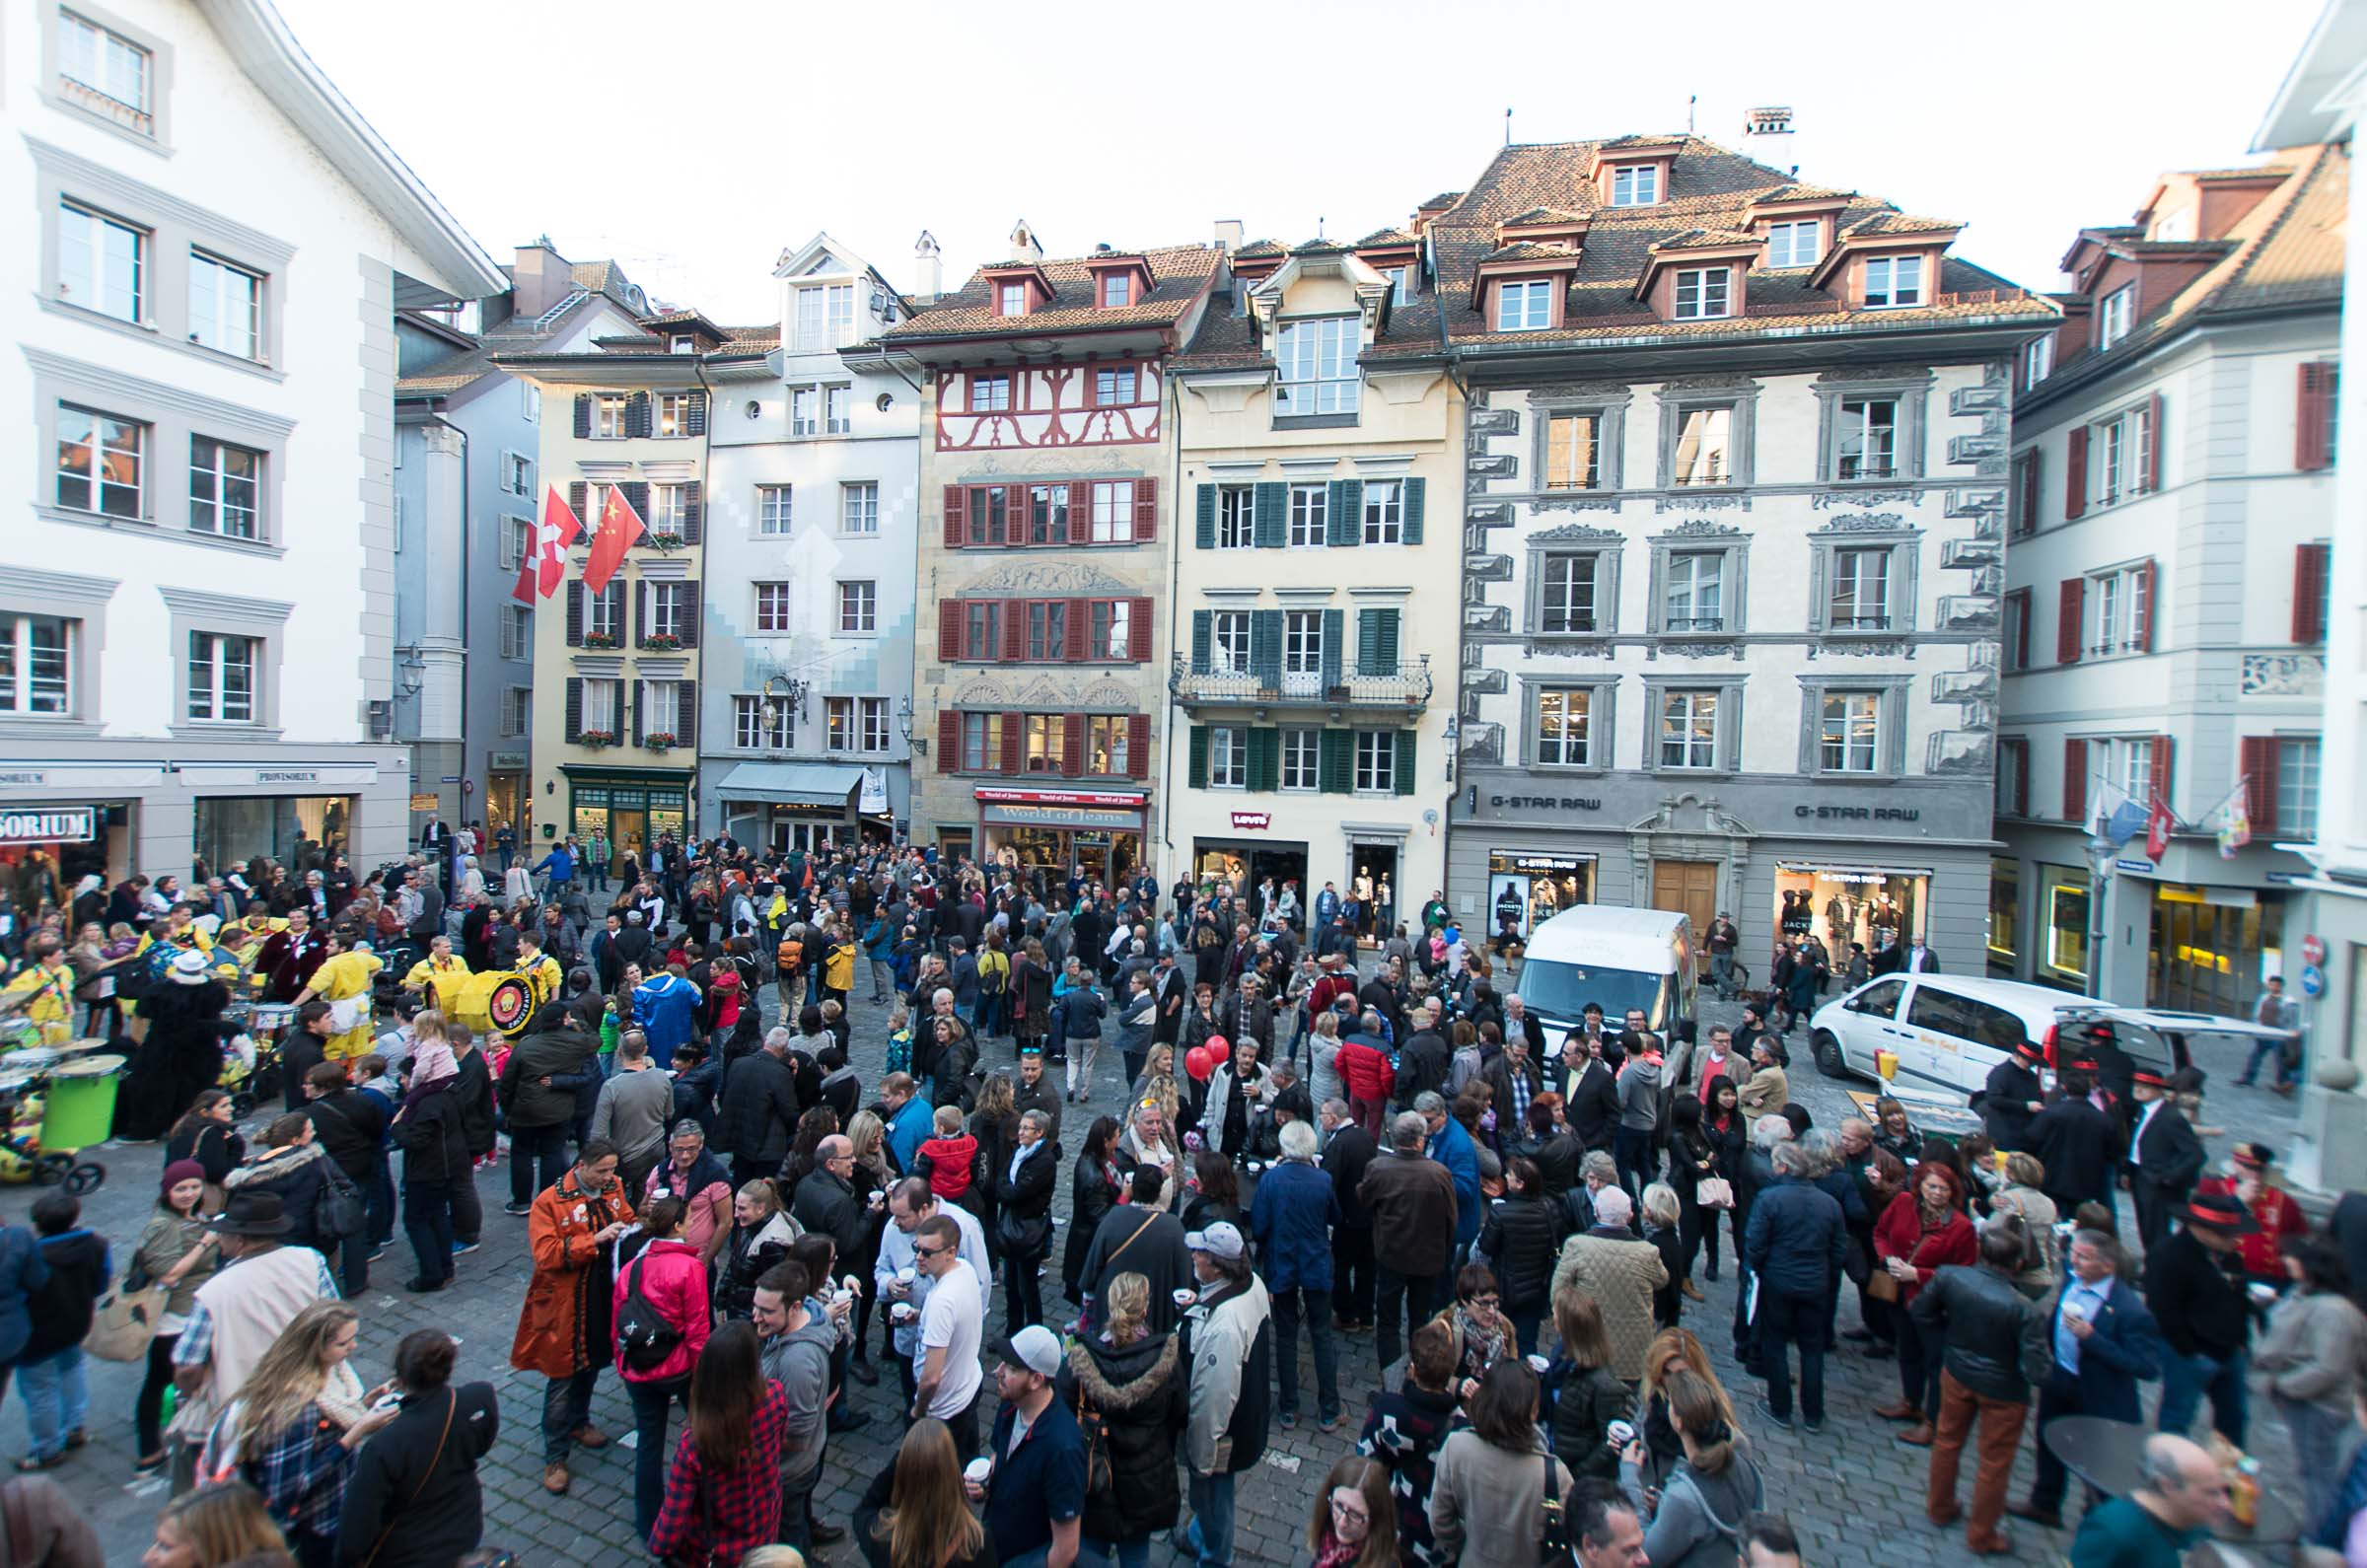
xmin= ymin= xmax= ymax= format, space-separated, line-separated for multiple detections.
xmin=1169 ymin=655 xmax=1432 ymax=710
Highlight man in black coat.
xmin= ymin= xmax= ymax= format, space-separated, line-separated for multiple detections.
xmin=2129 ymin=1069 xmax=2207 ymax=1252
xmin=1564 ymin=1038 xmax=1622 ymax=1154
xmin=1393 ymin=1001 xmax=1451 ymax=1109
xmin=1079 ymin=1164 xmax=1196 ymax=1334
xmin=2026 ymin=1064 xmax=2117 ymax=1222
xmin=717 ymin=1030 xmax=802 ymax=1188
xmin=1976 ymin=1038 xmax=2047 ymax=1153
xmin=2144 ymin=1191 xmax=2258 ymax=1444
xmin=1320 ymin=1100 xmax=1379 ymax=1332
xmin=790 ymin=1134 xmax=869 ymax=1264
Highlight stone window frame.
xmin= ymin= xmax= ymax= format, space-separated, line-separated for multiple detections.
xmin=29 ymin=137 xmax=293 ymax=380
xmin=0 ymin=567 xmax=116 ymax=739
xmin=1654 ymin=381 xmax=1759 ymax=489
xmin=1529 ymin=390 xmax=1631 ymax=493
xmin=1518 ymin=675 xmax=1618 ymax=774
xmin=160 ymin=584 xmax=293 ymax=740
xmin=1640 ymin=674 xmax=1746 ymax=777
xmin=1804 ymin=518 xmax=1923 ymax=637
xmin=1644 ymin=524 xmax=1751 ymax=637
xmin=38 ymin=1 xmax=177 ymax=156
xmin=1795 ymin=674 xmax=1913 ymax=779
xmin=28 ymin=347 xmax=295 ymax=556
xmin=1523 ymin=526 xmax=1623 ymax=637
xmin=1811 ymin=371 xmax=1932 ymax=484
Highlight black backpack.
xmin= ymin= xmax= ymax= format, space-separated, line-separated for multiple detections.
xmin=615 ymin=1253 xmax=683 ymax=1373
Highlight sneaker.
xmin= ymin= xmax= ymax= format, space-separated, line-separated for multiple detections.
xmin=503 ymin=1201 xmax=533 ymax=1217
xmin=1278 ymin=1411 xmax=1298 ymax=1431
xmin=1318 ymin=1414 xmax=1341 ymax=1434
xmin=403 ymin=1276 xmax=450 ymax=1294
xmin=1802 ymin=1415 xmax=1826 ymax=1435
xmin=1754 ymin=1397 xmax=1794 ymax=1432
xmin=368 ymin=1244 xmax=391 ymax=1262
xmin=452 ymin=1239 xmax=480 ymax=1254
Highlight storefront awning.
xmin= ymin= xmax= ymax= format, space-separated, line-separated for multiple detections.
xmin=715 ymin=762 xmax=865 ymax=808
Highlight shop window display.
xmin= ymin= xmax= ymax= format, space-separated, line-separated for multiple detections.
xmin=1487 ymin=851 xmax=1594 ymax=952
xmin=1773 ymin=864 xmax=1925 ymax=966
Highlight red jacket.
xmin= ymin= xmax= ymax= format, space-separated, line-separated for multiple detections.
xmin=1336 ymin=1038 xmax=1394 ymax=1103
xmin=1309 ymin=974 xmax=1360 ymax=1019
xmin=2196 ymin=1176 xmax=2308 ymax=1278
xmin=613 ymin=1237 xmax=712 ymax=1383
xmin=1872 ymin=1191 xmax=1975 ymax=1306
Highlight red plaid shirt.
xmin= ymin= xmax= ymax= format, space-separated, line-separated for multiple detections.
xmin=647 ymin=1381 xmax=787 ymax=1565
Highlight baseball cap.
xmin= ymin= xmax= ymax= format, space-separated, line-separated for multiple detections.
xmin=1001 ymin=1324 xmax=1063 ymax=1378
xmin=1185 ymin=1221 xmax=1246 ymax=1260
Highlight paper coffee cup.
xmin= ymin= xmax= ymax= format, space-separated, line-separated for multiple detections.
xmin=965 ymin=1459 xmax=992 ymax=1485
xmin=891 ymin=1303 xmax=915 ymax=1322
xmin=1173 ymin=1287 xmax=1197 ymax=1309
xmin=1246 ymin=1161 xmax=1263 ymax=1174
xmin=1607 ymin=1419 xmax=1636 ymax=1447
xmin=897 ymin=1266 xmax=916 ymax=1284
xmin=842 ymin=1274 xmax=863 ymax=1296
xmin=1526 ymin=1354 xmax=1549 ymax=1374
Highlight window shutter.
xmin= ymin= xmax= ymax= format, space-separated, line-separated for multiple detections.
xmin=2014 ymin=452 xmax=2041 ymax=535
xmin=1068 ymin=484 xmax=1094 ymax=546
xmin=2009 ymin=590 xmax=2031 ymax=670
xmin=1187 ymin=725 xmax=1209 ymax=790
xmin=569 ymin=480 xmax=588 ymax=519
xmin=1357 ymin=608 xmax=1384 ymax=677
xmin=2140 ymin=393 xmax=2164 ymax=494
xmin=2241 ymin=736 xmax=2280 ymax=832
xmin=2294 ymin=542 xmax=2331 ymax=642
xmin=2137 ymin=558 xmax=2158 ymax=652
xmin=1321 ymin=608 xmax=1344 ymax=691
xmin=2064 ymin=426 xmax=2089 ymax=519
xmin=1254 ymin=481 xmax=1287 ymax=547
xmin=572 ymin=394 xmax=592 ymax=438
xmin=1251 ymin=610 xmax=1282 ymax=683
xmin=623 ymin=481 xmax=652 ymax=523
xmin=566 ymin=582 xmax=584 ymax=647
xmin=678 ymin=680 xmax=697 ymax=748
xmin=938 ymin=601 xmax=963 ymax=661
xmin=1402 ymin=477 xmax=1425 ymax=544
xmin=2062 ymin=738 xmax=2088 ymax=825
xmin=681 ymin=481 xmax=703 ymax=543
xmin=1001 ymin=607 xmax=1025 ymax=663
xmin=1320 ymin=729 xmax=1352 ymax=795
xmin=2056 ymin=578 xmax=2085 ymax=665
xmin=1065 ymin=598 xmax=1090 ymax=663
xmin=1190 ymin=609 xmax=1212 ymax=674
xmin=1134 ymin=476 xmax=1158 ymax=541
xmin=1378 ymin=607 xmax=1400 ymax=671
xmin=1001 ymin=712 xmax=1024 ymax=775
xmin=565 ymin=677 xmax=584 ymax=742
xmin=1248 ymin=727 xmax=1278 ymax=792
xmin=636 ymin=580 xmax=650 ymax=648
xmin=1395 ymin=732 xmax=1416 ymax=796
xmin=1062 ymin=713 xmax=1087 ymax=777
xmin=685 ymin=392 xmax=707 ymax=436
xmin=625 ymin=392 xmax=652 ymax=438
xmin=1125 ymin=714 xmax=1150 ymax=779
xmin=631 ymin=681 xmax=646 ymax=746
xmin=938 ymin=711 xmax=961 ymax=772
xmin=1128 ymin=597 xmax=1153 ymax=662
xmin=2297 ymin=363 xmax=2335 ymax=470
xmin=1327 ymin=479 xmax=1362 ymax=545
xmin=679 ymin=583 xmax=699 ymax=648
xmin=1195 ymin=484 xmax=1218 ymax=549
xmin=2003 ymin=738 xmax=2030 ymax=818
xmin=943 ymin=486 xmax=967 ymax=548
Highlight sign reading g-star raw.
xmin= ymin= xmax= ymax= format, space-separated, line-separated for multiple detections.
xmin=1794 ymin=805 xmax=1921 ymax=822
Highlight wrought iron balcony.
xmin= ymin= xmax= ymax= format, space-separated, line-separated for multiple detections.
xmin=1168 ymin=654 xmax=1432 ymax=711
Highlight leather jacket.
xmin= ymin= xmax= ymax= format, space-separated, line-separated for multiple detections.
xmin=1910 ymin=1262 xmax=2052 ymax=1402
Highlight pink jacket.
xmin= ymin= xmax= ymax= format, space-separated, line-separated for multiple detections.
xmin=613 ymin=1237 xmax=711 ymax=1383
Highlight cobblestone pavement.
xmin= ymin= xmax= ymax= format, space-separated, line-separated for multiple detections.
xmin=20 ymin=963 xmax=2310 ymax=1565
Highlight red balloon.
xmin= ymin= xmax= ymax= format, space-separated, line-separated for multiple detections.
xmin=1184 ymin=1045 xmax=1216 ymax=1082
xmin=1205 ymin=1035 xmax=1230 ymax=1058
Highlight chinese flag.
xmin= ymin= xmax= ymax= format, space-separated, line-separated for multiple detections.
xmin=2145 ymin=795 xmax=2175 ymax=861
xmin=582 ymin=483 xmax=646 ymax=595
xmin=513 ymin=485 xmax=584 ymax=605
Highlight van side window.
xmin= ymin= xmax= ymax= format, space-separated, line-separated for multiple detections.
xmin=1848 ymin=978 xmax=1905 ymax=1019
xmin=1958 ymin=997 xmax=2028 ymax=1052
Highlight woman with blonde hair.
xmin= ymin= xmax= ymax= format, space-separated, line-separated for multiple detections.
xmin=854 ymin=1417 xmax=992 ymax=1568
xmin=1055 ymin=1270 xmax=1186 ymax=1566
xmin=1129 ymin=1042 xmax=1176 ymax=1106
xmin=1987 ymin=1151 xmax=2059 ymax=1297
xmin=714 ymin=1177 xmax=799 ymax=1320
xmin=1634 ymin=1327 xmax=1737 ymax=1491
xmin=141 ymin=1481 xmax=288 ymax=1567
xmin=1619 ymin=1367 xmax=1763 ymax=1568
xmin=1304 ymin=1454 xmax=1398 ymax=1568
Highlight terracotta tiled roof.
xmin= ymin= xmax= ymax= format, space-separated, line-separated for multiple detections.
xmin=1355 ymin=227 xmax=1420 ymax=247
xmin=882 ymin=243 xmax=1220 ymax=342
xmin=1842 ymin=211 xmax=1962 ymax=237
xmin=1755 ymin=182 xmax=1855 ymax=204
xmin=1417 ymin=192 xmax=1463 ymax=209
xmin=1480 ymin=242 xmax=1583 ymax=262
xmin=1651 ymin=228 xmax=1762 ymax=249
xmin=2188 ymin=165 xmax=2294 ymax=181
xmin=1290 ymin=238 xmax=1348 ymax=255
xmin=1233 ymin=239 xmax=1286 ymax=258
xmin=1504 ymin=207 xmax=1588 ymax=226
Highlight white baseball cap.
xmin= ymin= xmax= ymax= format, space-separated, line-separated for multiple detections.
xmin=1002 ymin=1323 xmax=1063 ymax=1378
xmin=1184 ymin=1221 xmax=1246 ymax=1261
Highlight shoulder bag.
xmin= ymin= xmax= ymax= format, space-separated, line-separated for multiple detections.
xmin=1539 ymin=1448 xmax=1575 ymax=1564
xmin=1866 ymin=1228 xmax=1933 ymax=1304
xmin=358 ymin=1391 xmax=457 ymax=1568
xmin=615 ymin=1254 xmax=685 ymax=1373
xmin=87 ymin=1266 xmax=170 ymax=1362
xmin=314 ymin=1152 xmax=367 ymax=1243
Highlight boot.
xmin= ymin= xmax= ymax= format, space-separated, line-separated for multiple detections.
xmin=542 ymin=1462 xmax=570 ymax=1494
xmin=1680 ymin=1277 xmax=1705 ymax=1302
xmin=1873 ymin=1400 xmax=1918 ymax=1422
xmin=1897 ymin=1420 xmax=1935 ymax=1447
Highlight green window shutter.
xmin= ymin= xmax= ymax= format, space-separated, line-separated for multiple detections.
xmin=1395 ymin=731 xmax=1417 ymax=796
xmin=1327 ymin=479 xmax=1363 ymax=545
xmin=1254 ymin=482 xmax=1288 ymax=547
xmin=1379 ymin=607 xmax=1400 ymax=671
xmin=1251 ymin=609 xmax=1283 ymax=683
xmin=1321 ymin=607 xmax=1344 ymax=690
xmin=1187 ymin=725 xmax=1209 ymax=789
xmin=1249 ymin=727 xmax=1279 ymax=792
xmin=1357 ymin=608 xmax=1384 ymax=676
xmin=1191 ymin=609 xmax=1213 ymax=674
xmin=1402 ymin=476 xmax=1425 ymax=544
xmin=1195 ymin=484 xmax=1218 ymax=549
xmin=1320 ymin=729 xmax=1352 ymax=794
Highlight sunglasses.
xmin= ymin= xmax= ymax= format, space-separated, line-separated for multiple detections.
xmin=913 ymin=1243 xmax=950 ymax=1259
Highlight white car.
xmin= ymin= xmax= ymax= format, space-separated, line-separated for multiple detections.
xmin=1806 ymin=971 xmax=2294 ymax=1098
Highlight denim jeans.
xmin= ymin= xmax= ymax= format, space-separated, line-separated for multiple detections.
xmin=779 ymin=1461 xmax=821 ymax=1550
xmin=2159 ymin=1346 xmax=2249 ymax=1446
xmin=1086 ymin=1535 xmax=1149 ymax=1568
xmin=1186 ymin=1469 xmax=1238 ymax=1568
xmin=15 ymin=1346 xmax=87 ymax=1461
xmin=403 ymin=1180 xmax=456 ymax=1284
xmin=1268 ymin=1285 xmax=1339 ymax=1421
xmin=2238 ymin=1035 xmax=2295 ymax=1087
xmin=1614 ymin=1126 xmax=1657 ymax=1200
xmin=1757 ymin=1287 xmax=1827 ymax=1424
xmin=541 ymin=1365 xmax=601 ymax=1464
xmin=627 ymin=1375 xmax=687 ymax=1537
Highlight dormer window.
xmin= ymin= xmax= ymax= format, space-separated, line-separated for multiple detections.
xmin=1276 ymin=317 xmax=1359 ymax=417
xmin=669 ymin=334 xmax=694 ymax=354
xmin=1673 ymin=268 xmax=1731 ymax=321
xmin=1498 ymin=279 xmax=1555 ymax=331
xmin=1862 ymin=254 xmax=1925 ymax=309
xmin=1765 ymin=220 xmax=1822 ymax=268
xmin=997 ymin=282 xmax=1028 ymax=317
xmin=2098 ymin=284 xmax=2134 ymax=349
xmin=1099 ymin=274 xmax=1128 ymax=309
xmin=1382 ymin=265 xmax=1411 ymax=304
xmin=1609 ymin=165 xmax=1661 ymax=206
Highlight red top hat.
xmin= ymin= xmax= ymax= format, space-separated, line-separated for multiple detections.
xmin=2231 ymin=1142 xmax=2274 ymax=1171
xmin=2010 ymin=1038 xmax=2046 ymax=1064
xmin=2185 ymin=1190 xmax=2262 ymax=1235
xmin=2131 ymin=1069 xmax=2172 ymax=1091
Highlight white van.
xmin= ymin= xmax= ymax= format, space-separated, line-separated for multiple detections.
xmin=1514 ymin=905 xmax=1698 ymax=1038
xmin=1807 ymin=971 xmax=2292 ymax=1097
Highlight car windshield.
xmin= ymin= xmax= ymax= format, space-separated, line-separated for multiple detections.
xmin=1518 ymin=959 xmax=1669 ymax=1031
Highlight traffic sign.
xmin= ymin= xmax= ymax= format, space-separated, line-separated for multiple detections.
xmin=2115 ymin=859 xmax=2155 ymax=875
xmin=2302 ymin=934 xmax=2328 ymax=966
xmin=2301 ymin=964 xmax=2327 ymax=998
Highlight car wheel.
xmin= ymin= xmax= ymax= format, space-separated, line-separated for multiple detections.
xmin=1813 ymin=1030 xmax=1849 ymax=1080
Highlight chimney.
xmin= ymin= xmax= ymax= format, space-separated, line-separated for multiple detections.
xmin=1743 ymin=105 xmax=1799 ymax=178
xmin=1213 ymin=219 xmax=1245 ymax=253
xmin=1009 ymin=219 xmax=1043 ymax=265
xmin=913 ymin=231 xmax=942 ymax=302
xmin=511 ymin=236 xmax=569 ymax=320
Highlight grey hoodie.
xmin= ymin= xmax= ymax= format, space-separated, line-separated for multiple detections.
xmin=760 ymin=1311 xmax=838 ymax=1481
xmin=1617 ymin=1057 xmax=1662 ymax=1132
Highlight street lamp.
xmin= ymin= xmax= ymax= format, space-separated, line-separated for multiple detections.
xmin=898 ymin=696 xmax=925 ymax=755
xmin=758 ymin=674 xmax=805 ymax=744
xmin=2083 ymin=833 xmax=2116 ymax=1000
xmin=394 ymin=648 xmax=426 ymax=700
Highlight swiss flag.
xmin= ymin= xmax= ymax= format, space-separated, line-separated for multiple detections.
xmin=582 ymin=483 xmax=646 ymax=595
xmin=512 ymin=486 xmax=584 ymax=604
xmin=2145 ymin=794 xmax=2175 ymax=861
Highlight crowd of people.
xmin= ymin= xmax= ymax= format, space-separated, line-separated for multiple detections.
xmin=0 ymin=828 xmax=2360 ymax=1567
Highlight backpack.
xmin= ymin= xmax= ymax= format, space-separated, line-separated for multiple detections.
xmin=776 ymin=937 xmax=803 ymax=973
xmin=976 ymin=949 xmax=1008 ymax=997
xmin=1071 ymin=1380 xmax=1116 ymax=1497
xmin=615 ymin=1254 xmax=684 ymax=1373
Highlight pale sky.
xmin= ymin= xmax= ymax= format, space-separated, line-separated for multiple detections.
xmin=278 ymin=0 xmax=2327 ymax=325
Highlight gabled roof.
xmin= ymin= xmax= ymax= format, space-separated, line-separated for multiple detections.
xmin=1355 ymin=227 xmax=1420 ymax=248
xmin=1233 ymin=239 xmax=1287 ymax=259
xmin=1480 ymin=242 xmax=1585 ymax=263
xmin=1650 ymin=228 xmax=1762 ymax=249
xmin=1841 ymin=211 xmax=1962 ymax=238
xmin=882 ymin=243 xmax=1221 ymax=343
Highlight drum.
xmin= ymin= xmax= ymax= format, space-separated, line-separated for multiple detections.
xmin=2 ymin=1048 xmax=61 ymax=1074
xmin=40 ymin=1055 xmax=122 ymax=1152
xmin=448 ymin=969 xmax=538 ymax=1040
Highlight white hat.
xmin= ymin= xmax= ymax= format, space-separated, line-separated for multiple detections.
xmin=1002 ymin=1324 xmax=1063 ymax=1378
xmin=1185 ymin=1221 xmax=1246 ymax=1261
xmin=168 ymin=949 xmax=209 ymax=985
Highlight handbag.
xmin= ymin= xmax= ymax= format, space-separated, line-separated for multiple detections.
xmin=1867 ymin=1228 xmax=1935 ymax=1304
xmin=87 ymin=1269 xmax=170 ymax=1362
xmin=1539 ymin=1449 xmax=1575 ymax=1564
xmin=1695 ymin=1176 xmax=1735 ymax=1211
xmin=315 ymin=1158 xmax=367 ymax=1242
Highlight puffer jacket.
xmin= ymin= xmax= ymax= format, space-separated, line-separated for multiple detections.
xmin=1185 ymin=1273 xmax=1272 ymax=1476
xmin=1743 ymin=1176 xmax=1846 ymax=1298
xmin=1479 ymin=1192 xmax=1561 ymax=1312
xmin=612 ymin=1236 xmax=710 ymax=1383
xmin=1547 ymin=1357 xmax=1629 ymax=1482
xmin=1510 ymin=1127 xmax=1580 ymax=1201
xmin=1909 ymin=1262 xmax=2051 ymax=1403
xmin=713 ymin=1212 xmax=799 ymax=1320
xmin=1056 ymin=1331 xmax=1188 ymax=1541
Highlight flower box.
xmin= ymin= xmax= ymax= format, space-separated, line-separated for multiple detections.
xmin=579 ymin=731 xmax=618 ymax=749
xmin=581 ymin=633 xmax=620 ymax=650
xmin=642 ymin=633 xmax=683 ymax=652
xmin=644 ymin=733 xmax=678 ymax=753
xmin=648 ymin=531 xmax=685 ymax=552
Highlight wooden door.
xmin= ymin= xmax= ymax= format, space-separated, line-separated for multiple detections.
xmin=1651 ymin=860 xmax=1718 ymax=970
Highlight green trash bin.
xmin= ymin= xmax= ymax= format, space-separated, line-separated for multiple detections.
xmin=40 ymin=1056 xmax=122 ymax=1153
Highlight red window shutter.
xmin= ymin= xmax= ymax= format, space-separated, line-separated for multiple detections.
xmin=2015 ymin=452 xmax=2041 ymax=535
xmin=2297 ymin=363 xmax=2334 ymax=470
xmin=1128 ymin=596 xmax=1153 ymax=662
xmin=2056 ymin=578 xmax=2085 ymax=664
xmin=1134 ymin=475 xmax=1158 ymax=541
xmin=1062 ymin=713 xmax=1086 ymax=777
xmin=2063 ymin=738 xmax=2089 ymax=825
xmin=2241 ymin=736 xmax=2280 ymax=832
xmin=938 ymin=601 xmax=963 ymax=661
xmin=1010 ymin=486 xmax=1032 ymax=550
xmin=2148 ymin=735 xmax=2174 ymax=808
xmin=1000 ymin=606 xmax=1025 ymax=663
xmin=937 ymin=710 xmax=960 ymax=772
xmin=2137 ymin=558 xmax=2158 ymax=652
xmin=942 ymin=486 xmax=967 ymax=548
xmin=1066 ymin=598 xmax=1090 ymax=663
xmin=2294 ymin=542 xmax=2331 ymax=643
xmin=1125 ymin=713 xmax=1150 ymax=778
xmin=2142 ymin=394 xmax=2165 ymax=493
xmin=2064 ymin=427 xmax=2089 ymax=519
xmin=1000 ymin=712 xmax=1025 ymax=775
xmin=2009 ymin=589 xmax=2032 ymax=671
xmin=1069 ymin=483 xmax=1094 ymax=545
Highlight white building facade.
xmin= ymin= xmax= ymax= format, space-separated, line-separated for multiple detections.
xmin=0 ymin=0 xmax=503 ymax=892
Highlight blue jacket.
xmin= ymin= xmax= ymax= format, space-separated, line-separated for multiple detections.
xmin=863 ymin=917 xmax=895 ymax=962
xmin=0 ymin=1226 xmax=51 ymax=1366
xmin=2044 ymin=1275 xmax=2162 ymax=1423
xmin=885 ymin=1097 xmax=933 ymax=1176
xmin=532 ymin=847 xmax=575 ymax=885
xmin=631 ymin=974 xmax=700 ymax=1058
xmin=1251 ymin=1159 xmax=1339 ymax=1292
xmin=1811 ymin=1166 xmax=1869 ymax=1226
xmin=1744 ymin=1176 xmax=1846 ymax=1297
xmin=1427 ymin=1117 xmax=1482 ymax=1247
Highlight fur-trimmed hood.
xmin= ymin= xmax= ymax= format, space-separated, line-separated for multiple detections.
xmin=1067 ymin=1330 xmax=1180 ymax=1410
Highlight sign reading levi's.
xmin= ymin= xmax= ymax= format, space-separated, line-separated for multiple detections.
xmin=0 ymin=809 xmax=96 ymax=845
xmin=1230 ymin=812 xmax=1272 ymax=830
xmin=972 ymin=787 xmax=1149 ymax=809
